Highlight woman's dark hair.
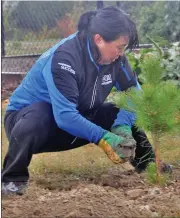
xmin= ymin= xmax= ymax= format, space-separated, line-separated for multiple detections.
xmin=78 ymin=6 xmax=139 ymax=61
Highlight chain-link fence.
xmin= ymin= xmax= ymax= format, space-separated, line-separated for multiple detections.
xmin=2 ymin=1 xmax=93 ymax=57
xmin=2 ymin=1 xmax=124 ymax=73
xmin=2 ymin=1 xmax=124 ymax=57
xmin=1 ymin=1 xmax=122 ymax=99
xmin=1 ymin=1 xmax=180 ymax=81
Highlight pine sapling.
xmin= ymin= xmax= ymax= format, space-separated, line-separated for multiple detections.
xmin=113 ymin=52 xmax=180 ymax=184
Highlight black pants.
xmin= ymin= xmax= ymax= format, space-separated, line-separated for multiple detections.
xmin=2 ymin=102 xmax=154 ymax=182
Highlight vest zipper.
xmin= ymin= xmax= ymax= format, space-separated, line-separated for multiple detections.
xmin=90 ymin=75 xmax=98 ymax=109
xmin=87 ymin=37 xmax=100 ymax=109
xmin=120 ymin=62 xmax=131 ymax=81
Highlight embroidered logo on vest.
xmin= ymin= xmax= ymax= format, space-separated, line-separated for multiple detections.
xmin=58 ymin=63 xmax=75 ymax=74
xmin=101 ymin=74 xmax=112 ymax=85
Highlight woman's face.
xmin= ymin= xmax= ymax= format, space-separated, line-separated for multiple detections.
xmin=94 ymin=34 xmax=129 ymax=65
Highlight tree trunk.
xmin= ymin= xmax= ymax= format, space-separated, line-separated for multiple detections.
xmin=152 ymin=131 xmax=161 ymax=183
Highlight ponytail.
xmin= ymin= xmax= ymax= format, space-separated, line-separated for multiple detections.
xmin=78 ymin=10 xmax=97 ymax=32
xmin=77 ymin=6 xmax=139 ymax=61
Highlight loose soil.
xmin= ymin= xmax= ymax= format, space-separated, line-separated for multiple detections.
xmin=2 ymin=167 xmax=180 ymax=218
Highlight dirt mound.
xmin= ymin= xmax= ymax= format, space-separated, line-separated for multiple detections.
xmin=2 ymin=168 xmax=180 ymax=218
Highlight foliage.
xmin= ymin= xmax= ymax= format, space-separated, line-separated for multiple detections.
xmin=3 ymin=8 xmax=10 ymax=31
xmin=118 ymin=1 xmax=180 ymax=43
xmin=3 ymin=1 xmax=180 ymax=59
xmin=4 ymin=1 xmax=180 ymax=43
xmin=56 ymin=14 xmax=76 ymax=38
xmin=161 ymin=42 xmax=180 ymax=87
xmin=113 ymin=44 xmax=180 ymax=183
xmin=139 ymin=56 xmax=163 ymax=84
xmin=127 ymin=39 xmax=180 ymax=86
xmin=164 ymin=1 xmax=180 ymax=42
xmin=136 ymin=1 xmax=180 ymax=43
xmin=114 ymin=82 xmax=180 ymax=135
xmin=56 ymin=1 xmax=97 ymax=38
xmin=126 ymin=48 xmax=154 ymax=77
xmin=10 ymin=1 xmax=75 ymax=31
xmin=137 ymin=2 xmax=167 ymax=43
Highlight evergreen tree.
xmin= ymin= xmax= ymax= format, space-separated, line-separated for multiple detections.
xmin=10 ymin=1 xmax=75 ymax=31
xmin=113 ymin=39 xmax=180 ymax=183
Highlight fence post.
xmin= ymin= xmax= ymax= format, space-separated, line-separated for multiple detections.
xmin=1 ymin=1 xmax=5 ymax=57
xmin=116 ymin=1 xmax=121 ymax=8
xmin=97 ymin=1 xmax=103 ymax=9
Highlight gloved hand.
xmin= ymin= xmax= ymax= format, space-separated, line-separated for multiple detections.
xmin=98 ymin=131 xmax=136 ymax=164
xmin=111 ymin=125 xmax=132 ymax=138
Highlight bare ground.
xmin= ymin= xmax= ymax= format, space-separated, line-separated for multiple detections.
xmin=2 ymin=167 xmax=180 ymax=218
xmin=1 ymin=99 xmax=180 ymax=218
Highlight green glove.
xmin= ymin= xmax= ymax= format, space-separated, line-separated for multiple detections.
xmin=111 ymin=125 xmax=132 ymax=138
xmin=98 ymin=131 xmax=136 ymax=164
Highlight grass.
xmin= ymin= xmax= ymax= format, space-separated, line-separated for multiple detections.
xmin=5 ymin=40 xmax=59 ymax=56
xmin=1 ymin=100 xmax=180 ymax=180
xmin=1 ymin=120 xmax=115 ymax=178
xmin=159 ymin=135 xmax=180 ymax=167
xmin=2 ymin=123 xmax=131 ymax=178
